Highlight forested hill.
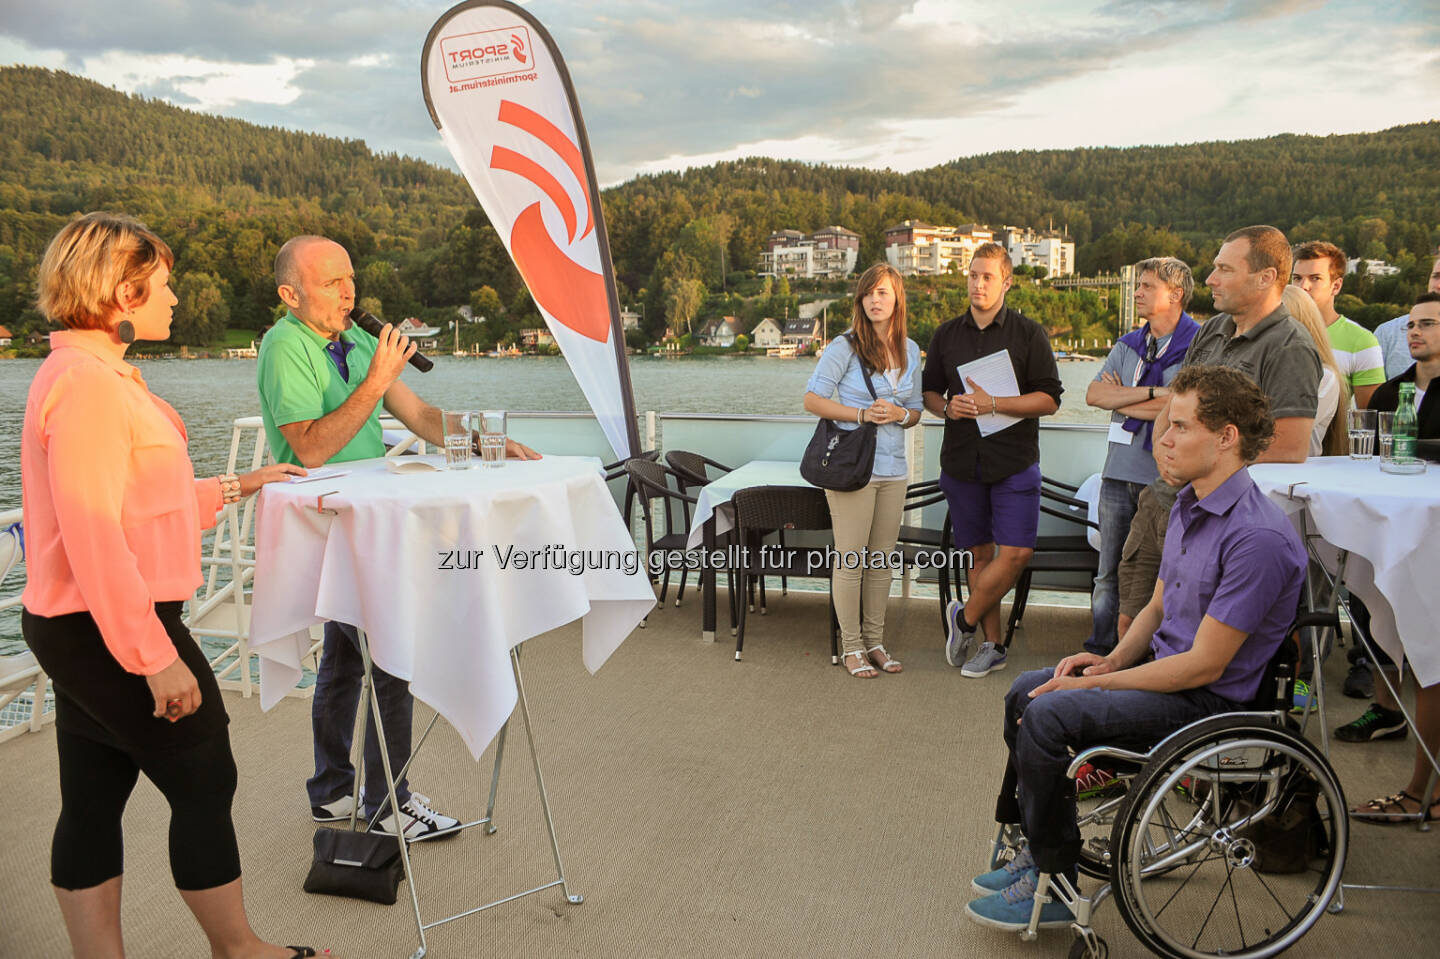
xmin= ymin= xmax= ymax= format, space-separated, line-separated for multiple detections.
xmin=1 ymin=65 xmax=1437 ymax=345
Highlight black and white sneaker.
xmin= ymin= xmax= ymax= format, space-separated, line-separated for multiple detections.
xmin=311 ymin=794 xmax=357 ymax=822
xmin=370 ymin=792 xmax=462 ymax=841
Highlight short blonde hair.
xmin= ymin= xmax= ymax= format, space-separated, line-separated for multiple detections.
xmin=36 ymin=212 xmax=174 ymax=331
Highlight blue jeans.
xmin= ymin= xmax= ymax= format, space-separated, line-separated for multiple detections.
xmin=1086 ymin=478 xmax=1144 ymax=655
xmin=996 ymin=668 xmax=1235 ymax=875
xmin=307 ymin=622 xmax=413 ymax=814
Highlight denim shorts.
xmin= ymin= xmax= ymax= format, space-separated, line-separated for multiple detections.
xmin=939 ymin=462 xmax=1042 ymax=549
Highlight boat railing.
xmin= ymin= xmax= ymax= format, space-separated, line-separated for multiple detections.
xmin=0 ymin=507 xmax=53 ymax=742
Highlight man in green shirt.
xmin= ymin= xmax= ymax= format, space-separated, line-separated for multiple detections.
xmin=1291 ymin=240 xmax=1386 ymax=409
xmin=258 ymin=234 xmax=537 ymax=839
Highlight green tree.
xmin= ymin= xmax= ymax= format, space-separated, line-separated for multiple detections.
xmin=171 ymin=271 xmax=229 ymax=345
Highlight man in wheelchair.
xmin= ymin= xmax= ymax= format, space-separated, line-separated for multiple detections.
xmin=967 ymin=365 xmax=1307 ymax=930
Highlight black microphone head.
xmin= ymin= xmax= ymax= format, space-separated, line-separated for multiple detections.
xmin=347 ymin=308 xmax=433 ymax=372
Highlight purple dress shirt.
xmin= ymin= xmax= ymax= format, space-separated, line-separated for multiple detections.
xmin=1151 ymin=467 xmax=1305 ymax=703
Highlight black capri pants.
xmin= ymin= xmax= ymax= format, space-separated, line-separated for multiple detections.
xmin=22 ymin=601 xmax=242 ymax=891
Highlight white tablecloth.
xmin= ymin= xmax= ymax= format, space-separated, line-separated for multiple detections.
xmin=1250 ymin=456 xmax=1440 ymax=686
xmin=250 ymin=455 xmax=656 ymax=758
xmin=685 ymin=460 xmax=811 ymax=548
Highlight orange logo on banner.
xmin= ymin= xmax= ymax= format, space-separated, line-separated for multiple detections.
xmin=491 ymin=100 xmax=608 ymax=342
xmin=511 ymin=33 xmax=528 ymax=64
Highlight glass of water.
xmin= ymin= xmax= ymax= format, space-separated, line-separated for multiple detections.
xmin=1375 ymin=410 xmax=1396 ymax=460
xmin=442 ymin=410 xmax=476 ymax=469
xmin=1346 ymin=408 xmax=1376 ymax=460
xmin=479 ymin=410 xmax=507 ymax=467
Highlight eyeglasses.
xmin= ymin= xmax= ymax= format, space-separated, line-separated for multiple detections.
xmin=1406 ymin=319 xmax=1440 ymax=331
xmin=1142 ymin=336 xmax=1160 ymax=365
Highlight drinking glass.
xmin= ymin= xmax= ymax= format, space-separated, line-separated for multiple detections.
xmin=1346 ymin=408 xmax=1376 ymax=460
xmin=479 ymin=410 xmax=507 ymax=468
xmin=442 ymin=410 xmax=476 ymax=469
xmin=1375 ymin=411 xmax=1395 ymax=461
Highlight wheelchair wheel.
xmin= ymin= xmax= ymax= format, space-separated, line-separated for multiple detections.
xmin=1109 ymin=717 xmax=1347 ymax=959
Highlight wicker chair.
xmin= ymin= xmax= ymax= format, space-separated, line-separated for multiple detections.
xmin=999 ymin=475 xmax=1099 ymax=647
xmin=894 ymin=478 xmax=964 ymax=636
xmin=730 ymin=485 xmax=838 ymax=663
xmin=624 ymin=458 xmax=712 ymax=610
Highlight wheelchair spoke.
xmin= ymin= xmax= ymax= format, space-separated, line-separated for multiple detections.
xmin=1190 ymin=861 xmax=1237 ymax=950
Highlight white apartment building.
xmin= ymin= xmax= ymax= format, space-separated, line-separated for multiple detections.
xmin=883 ymin=221 xmax=995 ymax=276
xmin=996 ymin=226 xmax=1075 ymax=277
xmin=758 ymin=226 xmax=861 ymax=278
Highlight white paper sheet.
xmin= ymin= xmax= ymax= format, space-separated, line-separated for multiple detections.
xmin=287 ymin=466 xmax=351 ymax=484
xmin=956 ymin=350 xmax=1022 ymax=437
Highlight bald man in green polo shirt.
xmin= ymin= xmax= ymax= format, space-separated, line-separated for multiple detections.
xmin=258 ymin=234 xmax=538 ymax=839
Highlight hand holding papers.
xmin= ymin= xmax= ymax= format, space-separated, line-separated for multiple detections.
xmin=956 ymin=350 xmax=1021 ymax=436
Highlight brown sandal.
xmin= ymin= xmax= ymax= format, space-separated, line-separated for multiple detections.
xmin=843 ymin=651 xmax=878 ymax=679
xmin=1351 ymin=790 xmax=1440 ymax=824
xmin=866 ymin=645 xmax=902 ymax=674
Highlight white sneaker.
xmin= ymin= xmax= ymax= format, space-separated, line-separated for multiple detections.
xmin=311 ymin=794 xmax=357 ymax=822
xmin=370 ymin=792 xmax=462 ymax=841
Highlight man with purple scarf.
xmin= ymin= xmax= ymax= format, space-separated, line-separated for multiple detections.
xmin=1083 ymin=257 xmax=1199 ymax=654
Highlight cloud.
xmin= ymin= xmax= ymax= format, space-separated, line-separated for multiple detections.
xmin=2 ymin=0 xmax=1437 ymax=186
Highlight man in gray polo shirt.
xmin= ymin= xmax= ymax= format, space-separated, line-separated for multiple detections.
xmin=1115 ymin=226 xmax=1320 ymax=639
xmin=1083 ymin=257 xmax=1199 ymax=655
xmin=1374 ymin=251 xmax=1440 ymax=378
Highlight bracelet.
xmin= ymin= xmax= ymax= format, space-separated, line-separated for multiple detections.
xmin=990 ymin=395 xmax=997 ymax=415
xmin=218 ymin=473 xmax=242 ymax=505
xmin=857 ymin=408 xmax=864 ymax=424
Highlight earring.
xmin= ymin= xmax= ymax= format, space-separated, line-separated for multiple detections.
xmin=116 ymin=319 xmax=135 ymax=344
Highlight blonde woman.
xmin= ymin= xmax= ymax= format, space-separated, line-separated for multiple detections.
xmin=803 ymin=264 xmax=924 ymax=677
xmin=1282 ymin=285 xmax=1349 ymax=455
xmin=21 ymin=213 xmax=324 ymax=958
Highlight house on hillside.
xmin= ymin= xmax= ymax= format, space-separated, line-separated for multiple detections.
xmin=0 ymin=326 xmax=11 ymax=348
xmin=750 ymin=318 xmax=783 ymax=349
xmin=698 ymin=316 xmax=744 ymax=348
xmin=781 ymin=317 xmax=823 ymax=349
xmin=397 ymin=317 xmax=441 ymax=351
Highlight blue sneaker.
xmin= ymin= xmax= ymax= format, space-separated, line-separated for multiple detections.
xmin=964 ymin=868 xmax=1074 ymax=931
xmin=945 ymin=600 xmax=977 ymax=667
xmin=961 ymin=641 xmax=1008 ymax=678
xmin=1290 ymin=678 xmax=1319 ymax=715
xmin=972 ymin=843 xmax=1035 ymax=894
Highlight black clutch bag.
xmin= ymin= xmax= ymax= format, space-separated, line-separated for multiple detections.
xmin=800 ymin=335 xmax=880 ymax=492
xmin=303 ymin=827 xmax=405 ymax=905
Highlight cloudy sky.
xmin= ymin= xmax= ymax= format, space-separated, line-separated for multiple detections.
xmin=2 ymin=0 xmax=1437 ymax=185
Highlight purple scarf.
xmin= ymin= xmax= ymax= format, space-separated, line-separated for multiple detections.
xmin=1120 ymin=313 xmax=1199 ymax=450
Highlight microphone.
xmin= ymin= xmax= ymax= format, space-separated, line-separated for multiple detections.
xmin=347 ymin=308 xmax=434 ymax=372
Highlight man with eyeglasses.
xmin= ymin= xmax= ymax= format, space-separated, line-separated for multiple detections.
xmin=1373 ymin=252 xmax=1440 ymax=379
xmin=1082 ymin=257 xmax=1199 ymax=655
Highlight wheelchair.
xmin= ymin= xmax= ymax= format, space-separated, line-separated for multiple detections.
xmin=994 ymin=611 xmax=1350 ymax=959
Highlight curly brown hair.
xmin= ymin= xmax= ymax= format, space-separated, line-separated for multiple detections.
xmin=1168 ymin=365 xmax=1276 ymax=462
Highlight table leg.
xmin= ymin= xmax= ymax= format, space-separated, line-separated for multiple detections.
xmin=702 ymin=515 xmax=716 ymax=643
xmin=512 ymin=645 xmax=582 ymax=904
xmin=355 ymin=628 xmax=428 ymax=959
xmin=483 ymin=721 xmax=507 ymax=835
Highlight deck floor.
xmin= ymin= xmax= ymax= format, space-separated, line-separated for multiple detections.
xmin=2 ymin=594 xmax=1437 ymax=958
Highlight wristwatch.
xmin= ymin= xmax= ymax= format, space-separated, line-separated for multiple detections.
xmin=1148 ymin=386 xmax=1155 ymax=400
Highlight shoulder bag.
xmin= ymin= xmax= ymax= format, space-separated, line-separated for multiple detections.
xmin=800 ymin=335 xmax=879 ymax=492
xmin=302 ymin=827 xmax=405 ymax=904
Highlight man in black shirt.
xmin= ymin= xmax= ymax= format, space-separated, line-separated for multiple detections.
xmin=922 ymin=243 xmax=1063 ymax=678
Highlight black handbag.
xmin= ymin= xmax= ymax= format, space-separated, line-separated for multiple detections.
xmin=800 ymin=335 xmax=879 ymax=492
xmin=302 ymin=827 xmax=405 ymax=904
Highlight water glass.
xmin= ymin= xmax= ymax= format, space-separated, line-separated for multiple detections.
xmin=1346 ymin=408 xmax=1375 ymax=460
xmin=442 ymin=410 xmax=476 ymax=469
xmin=478 ymin=410 xmax=507 ymax=468
xmin=1375 ymin=411 xmax=1395 ymax=460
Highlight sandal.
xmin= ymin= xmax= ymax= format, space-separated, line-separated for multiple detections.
xmin=866 ymin=645 xmax=902 ymax=674
xmin=1350 ymin=790 xmax=1440 ymax=824
xmin=843 ymin=650 xmax=878 ymax=679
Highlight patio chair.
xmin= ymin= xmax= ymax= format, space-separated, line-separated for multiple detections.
xmin=603 ymin=448 xmax=660 ymax=530
xmin=730 ymin=485 xmax=838 ymax=664
xmin=625 ymin=459 xmax=713 ymax=611
xmin=999 ymin=474 xmax=1099 ymax=648
xmin=894 ymin=478 xmax=963 ymax=635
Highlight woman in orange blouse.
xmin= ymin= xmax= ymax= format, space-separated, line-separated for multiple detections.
xmin=21 ymin=213 xmax=323 ymax=959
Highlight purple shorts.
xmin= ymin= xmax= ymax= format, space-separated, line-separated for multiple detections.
xmin=939 ymin=462 xmax=1042 ymax=550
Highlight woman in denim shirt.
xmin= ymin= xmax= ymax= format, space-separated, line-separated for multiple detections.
xmin=803 ymin=264 xmax=925 ymax=677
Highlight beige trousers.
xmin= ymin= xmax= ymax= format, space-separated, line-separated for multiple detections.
xmin=824 ymin=477 xmax=908 ymax=656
